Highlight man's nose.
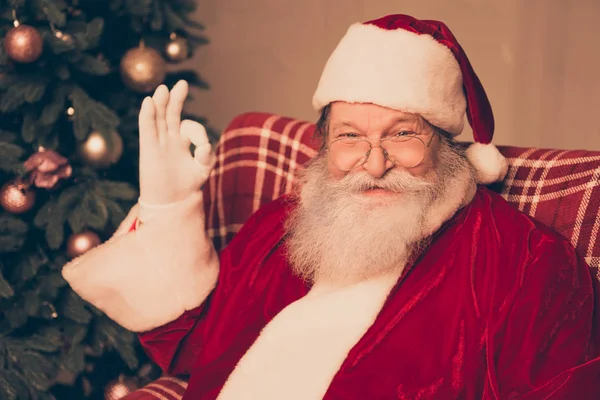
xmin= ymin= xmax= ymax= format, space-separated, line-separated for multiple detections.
xmin=362 ymin=147 xmax=395 ymax=178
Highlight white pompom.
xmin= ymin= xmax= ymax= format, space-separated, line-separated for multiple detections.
xmin=465 ymin=142 xmax=508 ymax=184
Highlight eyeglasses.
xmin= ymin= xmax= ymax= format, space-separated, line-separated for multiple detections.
xmin=326 ymin=132 xmax=436 ymax=171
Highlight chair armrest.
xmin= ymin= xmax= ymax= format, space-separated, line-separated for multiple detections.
xmin=122 ymin=376 xmax=188 ymax=400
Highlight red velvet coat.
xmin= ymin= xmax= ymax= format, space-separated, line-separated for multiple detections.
xmin=138 ymin=187 xmax=600 ymax=399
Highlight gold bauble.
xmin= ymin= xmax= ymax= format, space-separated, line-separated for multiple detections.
xmin=104 ymin=375 xmax=138 ymax=400
xmin=165 ymin=33 xmax=189 ymax=63
xmin=66 ymin=230 xmax=102 ymax=259
xmin=77 ymin=130 xmax=123 ymax=169
xmin=0 ymin=180 xmax=36 ymax=214
xmin=4 ymin=24 xmax=43 ymax=63
xmin=119 ymin=44 xmax=167 ymax=93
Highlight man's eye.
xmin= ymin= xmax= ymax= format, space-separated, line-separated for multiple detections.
xmin=393 ymin=131 xmax=417 ymax=138
xmin=338 ymin=132 xmax=359 ymax=138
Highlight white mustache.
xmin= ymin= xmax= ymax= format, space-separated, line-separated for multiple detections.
xmin=327 ymin=169 xmax=433 ymax=194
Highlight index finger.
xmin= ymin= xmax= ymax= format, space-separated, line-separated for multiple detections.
xmin=165 ymin=80 xmax=189 ymax=137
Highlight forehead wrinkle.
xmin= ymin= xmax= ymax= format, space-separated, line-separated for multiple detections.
xmin=389 ymin=116 xmax=421 ymax=128
xmin=330 ymin=120 xmax=362 ymax=131
xmin=329 ymin=106 xmax=429 ymax=136
xmin=331 ymin=116 xmax=419 ymax=129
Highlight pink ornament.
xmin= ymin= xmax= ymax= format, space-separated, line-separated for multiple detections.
xmin=24 ymin=147 xmax=72 ymax=189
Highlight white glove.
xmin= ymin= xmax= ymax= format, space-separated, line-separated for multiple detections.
xmin=137 ymin=80 xmax=214 ymax=221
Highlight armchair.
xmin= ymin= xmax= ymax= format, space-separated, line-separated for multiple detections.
xmin=124 ymin=112 xmax=600 ymax=399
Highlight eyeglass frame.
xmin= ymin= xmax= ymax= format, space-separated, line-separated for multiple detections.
xmin=324 ymin=130 xmax=438 ymax=171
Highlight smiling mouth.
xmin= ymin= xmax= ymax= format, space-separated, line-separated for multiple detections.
xmin=361 ymin=186 xmax=397 ymax=196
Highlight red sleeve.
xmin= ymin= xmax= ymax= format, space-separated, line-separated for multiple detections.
xmin=486 ymin=238 xmax=600 ymax=399
xmin=137 ymin=305 xmax=210 ymax=376
xmin=133 ymin=196 xmax=291 ymax=376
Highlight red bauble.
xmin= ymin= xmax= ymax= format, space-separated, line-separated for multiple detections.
xmin=4 ymin=24 xmax=43 ymax=63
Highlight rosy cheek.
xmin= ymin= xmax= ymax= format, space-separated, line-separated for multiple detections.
xmin=407 ymin=138 xmax=440 ymax=176
xmin=327 ymin=159 xmax=347 ymax=180
xmin=404 ymin=153 xmax=436 ymax=177
xmin=406 ymin=163 xmax=433 ymax=177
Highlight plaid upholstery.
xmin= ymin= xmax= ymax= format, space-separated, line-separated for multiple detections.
xmin=492 ymin=147 xmax=600 ymax=273
xmin=124 ymin=377 xmax=187 ymax=399
xmin=202 ymin=112 xmax=319 ymax=251
xmin=126 ymin=112 xmax=600 ymax=399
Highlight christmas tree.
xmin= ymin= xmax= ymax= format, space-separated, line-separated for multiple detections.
xmin=0 ymin=0 xmax=210 ymax=398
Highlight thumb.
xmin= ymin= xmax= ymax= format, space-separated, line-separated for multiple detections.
xmin=180 ymin=119 xmax=214 ymax=176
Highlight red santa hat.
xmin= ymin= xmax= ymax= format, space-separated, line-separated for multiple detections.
xmin=312 ymin=14 xmax=508 ymax=184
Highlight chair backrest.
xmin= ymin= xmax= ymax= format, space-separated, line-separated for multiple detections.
xmin=202 ymin=112 xmax=600 ymax=277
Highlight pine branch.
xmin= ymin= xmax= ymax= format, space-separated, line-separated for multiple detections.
xmin=100 ymin=185 xmax=138 ymax=227
xmin=96 ymin=180 xmax=138 ymax=201
xmin=44 ymin=28 xmax=77 ymax=54
xmin=150 ymin=0 xmax=163 ymax=30
xmin=0 ymin=76 xmax=48 ymax=112
xmin=0 ymin=6 xmax=14 ymax=22
xmin=181 ymin=17 xmax=205 ymax=30
xmin=63 ymin=323 xmax=88 ymax=347
xmin=56 ymin=343 xmax=85 ymax=376
xmin=0 ymin=139 xmax=25 ymax=173
xmin=94 ymin=317 xmax=138 ymax=369
xmin=0 ymin=269 xmax=14 ymax=299
xmin=36 ymin=130 xmax=58 ymax=150
xmin=23 ymin=289 xmax=41 ymax=316
xmin=12 ymin=247 xmax=48 ymax=283
xmin=34 ymin=184 xmax=83 ymax=249
xmin=84 ymin=17 xmax=104 ymax=49
xmin=187 ymin=33 xmax=210 ymax=46
xmin=21 ymin=107 xmax=39 ymax=143
xmin=8 ymin=0 xmax=26 ymax=8
xmin=103 ymin=198 xmax=127 ymax=228
xmin=23 ymin=326 xmax=63 ymax=352
xmin=4 ymin=303 xmax=27 ymax=329
xmin=0 ymin=39 xmax=9 ymax=66
xmin=8 ymin=348 xmax=56 ymax=390
xmin=30 ymin=0 xmax=67 ymax=27
xmin=71 ymin=53 xmax=111 ymax=76
xmin=70 ymin=86 xmax=120 ymax=139
xmin=125 ymin=0 xmax=152 ymax=18
xmin=113 ymin=330 xmax=138 ymax=369
xmin=39 ymin=84 xmax=69 ymax=126
xmin=0 ymin=129 xmax=17 ymax=141
xmin=53 ymin=63 xmax=70 ymax=80
xmin=163 ymin=3 xmax=186 ymax=32
xmin=0 ymin=214 xmax=28 ymax=253
xmin=79 ymin=191 xmax=109 ymax=230
xmin=57 ymin=18 xmax=106 ymax=51
xmin=37 ymin=271 xmax=66 ymax=299
xmin=60 ymin=290 xmax=92 ymax=325
xmin=0 ymin=370 xmax=21 ymax=400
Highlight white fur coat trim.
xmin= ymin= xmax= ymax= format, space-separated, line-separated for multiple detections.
xmin=217 ymin=272 xmax=401 ymax=400
xmin=61 ymin=192 xmax=219 ymax=332
xmin=312 ymin=22 xmax=466 ymax=135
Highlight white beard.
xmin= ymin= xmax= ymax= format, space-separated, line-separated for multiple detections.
xmin=284 ymin=141 xmax=475 ymax=285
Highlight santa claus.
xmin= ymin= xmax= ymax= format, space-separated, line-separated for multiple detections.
xmin=62 ymin=14 xmax=600 ymax=399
